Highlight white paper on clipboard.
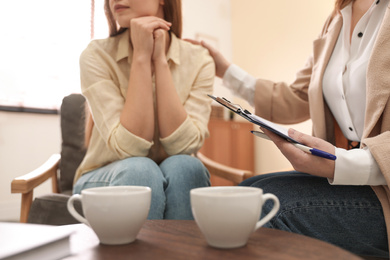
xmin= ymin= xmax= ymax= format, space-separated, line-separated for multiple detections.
xmin=247 ymin=114 xmax=290 ymax=138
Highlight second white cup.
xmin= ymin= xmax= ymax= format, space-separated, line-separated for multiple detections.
xmin=191 ymin=186 xmax=280 ymax=249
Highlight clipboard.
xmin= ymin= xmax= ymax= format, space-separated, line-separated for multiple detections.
xmin=208 ymin=94 xmax=301 ymax=144
xmin=208 ymin=95 xmax=336 ymax=160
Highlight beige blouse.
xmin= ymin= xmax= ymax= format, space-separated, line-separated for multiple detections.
xmin=74 ymin=30 xmax=215 ymax=183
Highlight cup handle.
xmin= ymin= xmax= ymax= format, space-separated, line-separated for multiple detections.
xmin=254 ymin=193 xmax=280 ymax=230
xmin=67 ymin=194 xmax=89 ymax=225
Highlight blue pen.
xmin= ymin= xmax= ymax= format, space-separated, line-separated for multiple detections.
xmin=251 ymin=131 xmax=336 ymax=161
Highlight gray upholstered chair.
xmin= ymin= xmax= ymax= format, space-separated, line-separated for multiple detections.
xmin=11 ymin=94 xmax=253 ymax=225
xmin=12 ymin=94 xmax=86 ymax=224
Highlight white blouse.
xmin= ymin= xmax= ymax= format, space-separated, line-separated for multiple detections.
xmin=222 ymin=0 xmax=388 ymax=185
xmin=323 ymin=0 xmax=386 ymax=185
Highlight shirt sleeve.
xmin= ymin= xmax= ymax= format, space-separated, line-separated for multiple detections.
xmin=328 ymin=147 xmax=387 ymax=185
xmin=222 ymin=64 xmax=256 ymax=106
xmin=80 ymin=42 xmax=153 ymax=158
xmin=159 ymin=46 xmax=215 ymax=156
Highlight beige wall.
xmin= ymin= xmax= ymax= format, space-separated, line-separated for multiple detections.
xmin=0 ymin=112 xmax=60 ymax=221
xmin=230 ymin=0 xmax=334 ymax=174
xmin=182 ymin=0 xmax=234 ymax=101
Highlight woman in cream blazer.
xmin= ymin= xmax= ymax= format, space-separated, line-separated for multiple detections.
xmin=190 ymin=0 xmax=390 ymax=257
xmin=251 ymin=4 xmax=390 ymax=257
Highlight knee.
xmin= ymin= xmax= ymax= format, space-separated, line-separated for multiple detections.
xmin=252 ymin=174 xmax=319 ymax=231
xmin=110 ymin=157 xmax=164 ymax=185
xmin=248 ymin=173 xmax=307 ymax=202
xmin=161 ymin=155 xmax=210 ymax=185
xmin=249 ymin=175 xmax=294 ymax=228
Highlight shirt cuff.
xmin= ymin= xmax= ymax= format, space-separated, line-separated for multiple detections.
xmin=328 ymin=147 xmax=386 ymax=186
xmin=223 ymin=64 xmax=256 ymax=106
xmin=110 ymin=123 xmax=153 ymax=157
xmin=160 ymin=116 xmax=199 ymax=155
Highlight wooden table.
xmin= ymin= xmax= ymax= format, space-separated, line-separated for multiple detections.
xmin=64 ymin=220 xmax=362 ymax=260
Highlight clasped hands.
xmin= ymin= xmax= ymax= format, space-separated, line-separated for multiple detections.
xmin=130 ymin=16 xmax=171 ymax=63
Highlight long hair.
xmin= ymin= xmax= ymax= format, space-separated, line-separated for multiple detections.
xmin=104 ymin=0 xmax=127 ymax=37
xmin=104 ymin=0 xmax=182 ymax=38
xmin=85 ymin=0 xmax=183 ymax=147
xmin=162 ymin=0 xmax=182 ymax=38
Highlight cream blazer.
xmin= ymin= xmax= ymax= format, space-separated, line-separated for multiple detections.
xmin=253 ymin=6 xmax=390 ymax=248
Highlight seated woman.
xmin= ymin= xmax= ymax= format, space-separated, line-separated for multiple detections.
xmin=73 ymin=0 xmax=215 ymax=220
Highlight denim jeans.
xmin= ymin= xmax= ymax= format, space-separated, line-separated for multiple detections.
xmin=239 ymin=171 xmax=388 ymax=258
xmin=73 ymin=155 xmax=210 ymax=220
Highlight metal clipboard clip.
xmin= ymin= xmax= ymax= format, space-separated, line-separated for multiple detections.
xmin=208 ymin=95 xmax=252 ymax=116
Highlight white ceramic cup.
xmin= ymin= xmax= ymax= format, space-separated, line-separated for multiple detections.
xmin=67 ymin=186 xmax=151 ymax=245
xmin=190 ymin=186 xmax=280 ymax=249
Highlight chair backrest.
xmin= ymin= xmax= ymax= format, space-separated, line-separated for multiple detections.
xmin=59 ymin=94 xmax=87 ymax=193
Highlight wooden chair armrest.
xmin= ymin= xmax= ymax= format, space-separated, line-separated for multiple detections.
xmin=11 ymin=154 xmax=61 ymax=194
xmin=196 ymin=152 xmax=253 ymax=185
xmin=11 ymin=154 xmax=61 ymax=223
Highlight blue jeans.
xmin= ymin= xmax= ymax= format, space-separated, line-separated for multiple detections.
xmin=73 ymin=155 xmax=210 ymax=220
xmin=239 ymin=171 xmax=388 ymax=258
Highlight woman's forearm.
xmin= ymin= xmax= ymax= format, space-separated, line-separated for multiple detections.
xmin=120 ymin=55 xmax=155 ymax=141
xmin=154 ymin=59 xmax=187 ymax=138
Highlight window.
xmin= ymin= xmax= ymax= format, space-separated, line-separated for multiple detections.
xmin=0 ymin=0 xmax=107 ymax=113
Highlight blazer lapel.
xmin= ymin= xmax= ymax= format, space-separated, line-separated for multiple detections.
xmin=310 ymin=14 xmax=343 ymax=140
xmin=364 ymin=5 xmax=390 ymax=138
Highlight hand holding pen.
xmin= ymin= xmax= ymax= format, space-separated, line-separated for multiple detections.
xmin=251 ymin=131 xmax=336 ymax=160
xmin=257 ymin=127 xmax=336 ymax=179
